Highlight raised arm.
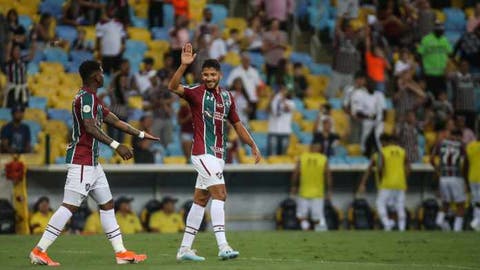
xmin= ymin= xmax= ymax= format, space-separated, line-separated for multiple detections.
xmin=168 ymin=43 xmax=196 ymax=97
xmin=232 ymin=121 xmax=261 ymax=163
xmin=103 ymin=111 xmax=159 ymax=140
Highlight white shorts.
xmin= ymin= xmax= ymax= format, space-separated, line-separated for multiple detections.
xmin=439 ymin=177 xmax=466 ymax=203
xmin=296 ymin=197 xmax=324 ymax=221
xmin=470 ymin=183 xmax=480 ymax=204
xmin=63 ymin=164 xmax=112 ymax=206
xmin=191 ymin=154 xmax=225 ymax=190
xmin=376 ymin=189 xmax=405 ymax=210
xmin=181 ymin=132 xmax=193 ymax=142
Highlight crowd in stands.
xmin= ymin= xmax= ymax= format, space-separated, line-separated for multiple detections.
xmin=0 ymin=0 xmax=478 ymax=167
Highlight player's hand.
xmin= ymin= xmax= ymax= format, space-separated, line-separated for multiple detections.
xmin=142 ymin=131 xmax=160 ymax=141
xmin=116 ymin=144 xmax=133 ymax=160
xmin=181 ymin=43 xmax=196 ymax=65
xmin=252 ymin=145 xmax=262 ymax=164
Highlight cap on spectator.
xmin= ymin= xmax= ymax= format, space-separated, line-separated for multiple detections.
xmin=11 ymin=105 xmax=25 ymax=115
xmin=161 ymin=196 xmax=178 ymax=205
xmin=115 ymin=196 xmax=133 ymax=209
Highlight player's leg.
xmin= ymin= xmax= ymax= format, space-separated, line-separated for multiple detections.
xmin=311 ymin=198 xmax=327 ymax=231
xmin=90 ymin=165 xmax=146 ymax=264
xmin=296 ymin=197 xmax=310 ymax=231
xmin=177 ymin=188 xmax=209 ymax=261
xmin=395 ymin=191 xmax=407 ymax=231
xmin=376 ymin=189 xmax=393 ymax=231
xmin=436 ymin=178 xmax=452 ymax=231
xmin=452 ymin=178 xmax=467 ymax=232
xmin=470 ymin=183 xmax=480 ymax=231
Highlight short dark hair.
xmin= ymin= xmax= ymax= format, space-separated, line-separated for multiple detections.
xmin=79 ymin=60 xmax=101 ymax=82
xmin=202 ymin=59 xmax=221 ymax=70
xmin=143 ymin=57 xmax=154 ymax=65
xmin=379 ymin=133 xmax=391 ymax=143
xmin=451 ymin=129 xmax=462 ymax=137
xmin=229 ymin=28 xmax=239 ymax=34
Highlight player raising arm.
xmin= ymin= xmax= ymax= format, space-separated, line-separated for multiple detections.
xmin=29 ymin=60 xmax=159 ymax=266
xmin=168 ymin=43 xmax=261 ymax=261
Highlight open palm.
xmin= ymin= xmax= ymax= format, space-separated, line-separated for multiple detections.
xmin=181 ymin=43 xmax=196 ymax=65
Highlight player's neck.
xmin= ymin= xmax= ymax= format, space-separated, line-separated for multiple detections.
xmin=82 ymin=84 xmax=98 ymax=94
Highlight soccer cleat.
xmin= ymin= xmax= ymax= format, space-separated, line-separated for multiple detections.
xmin=115 ymin=250 xmax=147 ymax=264
xmin=29 ymin=247 xmax=60 ymax=266
xmin=176 ymin=247 xmax=205 ymax=261
xmin=314 ymin=223 xmax=328 ymax=232
xmin=218 ymin=245 xmax=239 ymax=260
xmin=471 ymin=219 xmax=480 ymax=232
xmin=437 ymin=221 xmax=451 ymax=232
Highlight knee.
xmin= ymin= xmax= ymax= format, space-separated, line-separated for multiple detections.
xmin=193 ymin=197 xmax=209 ymax=207
xmin=61 ymin=203 xmax=79 ymax=214
xmin=98 ymin=200 xmax=114 ymax=211
xmin=211 ymin=191 xmax=227 ymax=201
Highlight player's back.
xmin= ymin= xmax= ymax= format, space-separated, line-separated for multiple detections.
xmin=378 ymin=145 xmax=406 ymax=190
xmin=299 ymin=152 xmax=327 ymax=198
xmin=467 ymin=141 xmax=480 ymax=182
xmin=436 ymin=139 xmax=464 ymax=178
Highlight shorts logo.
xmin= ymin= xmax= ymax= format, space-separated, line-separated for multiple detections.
xmin=216 ymin=172 xmax=223 ymax=179
xmin=85 ymin=183 xmax=91 ymax=192
xmin=83 ymin=105 xmax=91 ymax=113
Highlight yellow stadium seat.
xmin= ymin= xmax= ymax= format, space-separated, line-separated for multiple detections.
xmin=188 ymin=0 xmax=207 ymax=24
xmin=143 ymin=50 xmax=164 ymax=69
xmin=79 ymin=26 xmax=96 ymax=43
xmin=346 ymin=144 xmax=362 ymax=156
xmin=434 ymin=10 xmax=446 ymax=23
xmin=249 ymin=120 xmax=268 ymax=132
xmin=256 ymin=97 xmax=270 ymax=110
xmin=383 ymin=122 xmax=394 ymax=135
xmin=129 ymin=0 xmax=148 ymax=5
xmin=306 ymin=75 xmax=329 ymax=97
xmin=128 ymin=96 xmax=144 ymax=110
xmin=45 ymin=120 xmax=68 ymax=138
xmin=300 ymin=121 xmax=315 ymax=132
xmin=110 ymin=154 xmax=134 ymax=164
xmin=128 ymin=27 xmax=151 ymax=42
xmin=422 ymin=155 xmax=431 ymax=164
xmin=19 ymin=153 xmax=45 ymax=166
xmin=224 ymin=52 xmax=241 ymax=66
xmin=293 ymin=111 xmax=303 ymax=122
xmin=15 ymin=3 xmax=37 ymax=17
xmin=424 ymin=131 xmax=437 ymax=152
xmin=465 ymin=8 xmax=474 ymax=19
xmin=0 ymin=72 xmax=6 ymax=89
xmin=24 ymin=108 xmax=47 ymax=126
xmin=304 ymin=98 xmax=324 ymax=110
xmin=267 ymin=155 xmax=294 ymax=164
xmin=133 ymin=3 xmax=148 ymax=18
xmin=163 ymin=156 xmax=187 ymax=164
xmin=385 ymin=109 xmax=395 ymax=125
xmin=225 ymin=18 xmax=247 ymax=33
xmin=39 ymin=62 xmax=64 ymax=74
xmin=148 ymin=40 xmax=170 ymax=52
xmin=331 ymin=110 xmax=349 ymax=139
xmin=60 ymin=73 xmax=82 ymax=86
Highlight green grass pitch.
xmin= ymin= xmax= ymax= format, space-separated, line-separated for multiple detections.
xmin=1 ymin=231 xmax=479 ymax=270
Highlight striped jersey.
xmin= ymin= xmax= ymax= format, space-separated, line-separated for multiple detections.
xmin=65 ymin=88 xmax=110 ymax=166
xmin=183 ymin=84 xmax=240 ymax=160
xmin=432 ymin=139 xmax=465 ymax=177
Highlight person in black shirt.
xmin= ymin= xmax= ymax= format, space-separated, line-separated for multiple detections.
xmin=132 ymin=114 xmax=155 ymax=163
xmin=0 ymin=105 xmax=31 ymax=153
xmin=313 ymin=117 xmax=339 ymax=157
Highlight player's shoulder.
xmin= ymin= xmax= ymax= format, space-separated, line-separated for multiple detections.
xmin=184 ymin=83 xmax=203 ymax=91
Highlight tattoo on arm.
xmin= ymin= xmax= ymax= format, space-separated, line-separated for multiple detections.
xmin=83 ymin=118 xmax=114 ymax=145
xmin=104 ymin=112 xmax=140 ymax=137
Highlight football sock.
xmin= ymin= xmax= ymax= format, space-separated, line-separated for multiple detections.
xmin=300 ymin=220 xmax=310 ymax=230
xmin=377 ymin=205 xmax=390 ymax=229
xmin=100 ymin=209 xmax=126 ymax=253
xmin=453 ymin=217 xmax=464 ymax=232
xmin=36 ymin=206 xmax=72 ymax=251
xmin=436 ymin=211 xmax=446 ymax=226
xmin=180 ymin=203 xmax=205 ymax=249
xmin=398 ymin=209 xmax=406 ymax=231
xmin=211 ymin=199 xmax=227 ymax=248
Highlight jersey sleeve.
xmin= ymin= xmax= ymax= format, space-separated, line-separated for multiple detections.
xmin=97 ymin=96 xmax=110 ymax=118
xmin=182 ymin=85 xmax=198 ymax=103
xmin=80 ymin=93 xmax=95 ymax=119
xmin=227 ymin=92 xmax=241 ymax=124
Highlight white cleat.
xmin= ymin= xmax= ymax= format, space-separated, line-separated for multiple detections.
xmin=218 ymin=244 xmax=239 ymax=260
xmin=176 ymin=247 xmax=205 ymax=262
xmin=470 ymin=219 xmax=480 ymax=232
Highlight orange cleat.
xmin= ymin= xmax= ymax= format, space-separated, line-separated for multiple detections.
xmin=115 ymin=250 xmax=147 ymax=264
xmin=29 ymin=247 xmax=60 ymax=266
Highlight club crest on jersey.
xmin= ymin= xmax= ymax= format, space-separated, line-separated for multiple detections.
xmin=83 ymin=105 xmax=91 ymax=113
xmin=216 ymin=172 xmax=223 ymax=179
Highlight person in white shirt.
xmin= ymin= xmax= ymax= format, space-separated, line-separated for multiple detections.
xmin=96 ymin=7 xmax=126 ymax=75
xmin=226 ymin=29 xmax=241 ymax=53
xmin=208 ymin=26 xmax=227 ymax=61
xmin=134 ymin=57 xmax=159 ymax=96
xmin=267 ymin=86 xmax=295 ymax=156
xmin=229 ymin=78 xmax=251 ymax=127
xmin=343 ymin=72 xmax=367 ymax=144
xmin=226 ymin=52 xmax=263 ymax=119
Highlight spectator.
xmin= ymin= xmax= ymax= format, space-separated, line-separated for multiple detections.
xmin=30 ymin=13 xmax=56 ymax=48
xmin=415 ymin=0 xmax=436 ymax=41
xmin=432 ymin=91 xmax=454 ymax=128
xmin=254 ymin=0 xmax=294 ymax=30
xmin=194 ymin=8 xmax=214 ymax=47
xmin=4 ymin=43 xmax=34 ymax=108
xmin=149 ymin=196 xmax=185 ymax=233
xmin=132 ymin=114 xmax=155 ymax=164
xmin=229 ymin=78 xmax=251 ymax=126
xmin=208 ymin=25 xmax=227 ymax=61
xmin=417 ymin=22 xmax=452 ymax=98
xmin=71 ymin=28 xmax=94 ymax=52
xmin=62 ymin=0 xmax=87 ymax=26
xmin=109 ymin=0 xmax=131 ymax=26
xmin=157 ymin=53 xmax=175 ymax=82
xmin=467 ymin=2 xmax=480 ymax=33
xmin=148 ymin=81 xmax=174 ymax=148
xmin=262 ymin=19 xmax=288 ymax=86
xmin=6 ymin=9 xmax=27 ymax=49
xmin=365 ymin=25 xmax=390 ymax=93
xmin=178 ymin=100 xmax=193 ymax=161
xmin=114 ymin=196 xmax=143 ymax=234
xmin=377 ymin=0 xmax=406 ymax=46
xmin=314 ymin=103 xmax=334 ymax=134
xmin=1 ymin=106 xmax=31 ymax=154
xmin=95 ymin=6 xmax=126 ymax=75
xmin=267 ymin=86 xmax=295 ymax=156
xmin=171 ymin=0 xmax=189 ymax=19
xmin=148 ymin=0 xmax=165 ymax=28
xmin=83 ymin=0 xmax=106 ymax=25
xmin=337 ymin=0 xmax=359 ymax=19
xmin=0 ymin=13 xmax=7 ymax=69
xmin=293 ymin=63 xmax=308 ymax=99
xmin=457 ymin=115 xmax=476 ymax=145
xmin=135 ymin=57 xmax=158 ymax=96
xmin=313 ymin=117 xmax=340 ymax=157
xmin=226 ymin=28 xmax=241 ymax=53
xmin=169 ymin=15 xmax=190 ymax=69
xmin=449 ymin=60 xmax=477 ymax=130
xmin=326 ymin=16 xmax=361 ymax=98
xmin=83 ymin=210 xmax=102 ymax=235
xmin=393 ymin=67 xmax=426 ymax=120
xmin=394 ymin=48 xmax=416 ymax=78
xmin=30 ymin=197 xmax=53 ymax=235
xmin=244 ymin=15 xmax=263 ymax=52
xmin=396 ymin=110 xmax=420 ymax=163
xmin=343 ymin=72 xmax=367 ymax=144
xmin=453 ymin=25 xmax=480 ymax=74
xmin=226 ymin=52 xmax=263 ymax=119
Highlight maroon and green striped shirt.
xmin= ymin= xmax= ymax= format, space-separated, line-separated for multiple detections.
xmin=65 ymin=87 xmax=110 ymax=166
xmin=183 ymin=84 xmax=240 ymax=160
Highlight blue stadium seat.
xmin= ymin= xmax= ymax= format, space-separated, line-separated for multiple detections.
xmin=126 ymin=40 xmax=148 ymax=55
xmin=39 ymin=2 xmax=63 ymax=19
xmin=251 ymin=132 xmax=268 ymax=154
xmin=302 ymin=109 xmax=319 ymax=121
xmin=55 ymin=157 xmax=66 ymax=164
xmin=307 ymin=5 xmax=330 ymax=30
xmin=345 ymin=156 xmax=369 ymax=165
xmin=31 ymin=50 xmax=45 ymax=64
xmin=100 ymin=144 xmax=114 ymax=160
xmin=131 ymin=16 xmax=148 ymax=28
xmin=292 ymin=122 xmax=301 ymax=135
xmin=28 ymin=96 xmax=47 ymax=110
xmin=308 ymin=63 xmax=332 ymax=75
xmin=334 ymin=145 xmax=348 ymax=157
xmin=44 ymin=47 xmax=69 ymax=66
xmin=328 ymin=98 xmax=342 ymax=109
xmin=0 ymin=108 xmax=12 ymax=121
xmin=65 ymin=61 xmax=81 ymax=73
xmin=152 ymin=27 xmax=170 ymax=40
xmin=19 ymin=15 xmax=32 ymax=31
xmin=385 ymin=98 xmax=393 ymax=109
xmin=27 ymin=62 xmax=39 ymax=75
xmin=443 ymin=8 xmax=466 ymax=32
xmin=128 ymin=109 xmax=144 ymax=121
xmin=24 ymin=120 xmax=42 ymax=145
xmin=255 ymin=110 xmax=268 ymax=120
xmin=298 ymin=131 xmax=313 ymax=144
xmin=166 ymin=142 xmax=183 ymax=156
xmin=445 ymin=31 xmax=461 ymax=46
xmin=70 ymin=50 xmax=94 ymax=63
xmin=207 ymin=4 xmax=228 ymax=27
xmin=292 ymin=98 xmax=305 ymax=112
xmin=289 ymin=52 xmax=313 ymax=66
xmin=47 ymin=109 xmax=72 ymax=127
xmin=248 ymin=52 xmax=265 ymax=69
xmin=56 ymin=25 xmax=78 ymax=44
xmin=163 ymin=4 xmax=174 ymax=28
xmin=329 ymin=156 xmax=346 ymax=165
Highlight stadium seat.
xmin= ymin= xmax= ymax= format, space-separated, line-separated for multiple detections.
xmin=25 ymin=108 xmax=47 ymax=126
xmin=47 ymin=109 xmax=72 ymax=127
xmin=27 ymin=62 xmax=39 ymax=75
xmin=249 ymin=120 xmax=269 ymax=132
xmin=129 ymin=109 xmax=144 ymax=121
xmin=152 ymin=27 xmax=170 ymax=40
xmin=345 ymin=156 xmax=369 ymax=165
xmin=292 ymin=122 xmax=301 ymax=137
xmin=19 ymin=15 xmax=33 ymax=31
xmin=308 ymin=63 xmax=332 ymax=75
xmin=132 ymin=3 xmax=148 ymax=18
xmin=163 ymin=4 xmax=175 ymax=28
xmin=131 ymin=16 xmax=148 ymax=28
xmin=24 ymin=120 xmax=42 ymax=145
xmin=298 ymin=132 xmax=313 ymax=144
xmin=143 ymin=50 xmax=164 ymax=69
xmin=99 ymin=144 xmax=115 ymax=160
xmin=302 ymin=109 xmax=319 ymax=121
xmin=224 ymin=52 xmax=241 ymax=66
xmin=127 ymin=27 xmax=152 ymax=42
xmin=300 ymin=121 xmax=315 ymax=132
xmin=292 ymin=98 xmax=305 ymax=113
xmin=70 ymin=50 xmax=94 ymax=63
xmin=289 ymin=52 xmax=313 ymax=66
xmin=207 ymin=4 xmax=228 ymax=27
xmin=328 ymin=98 xmax=342 ymax=109
xmin=334 ymin=145 xmax=348 ymax=157
xmin=329 ymin=156 xmax=346 ymax=165
xmin=128 ymin=96 xmax=143 ymax=110
xmin=126 ymin=40 xmax=148 ymax=55
xmin=225 ymin=17 xmax=247 ymax=33
xmin=346 ymin=144 xmax=362 ymax=156
xmin=251 ymin=132 xmax=268 ymax=154
xmin=0 ymin=108 xmax=12 ymax=121
xmin=56 ymin=25 xmax=78 ymax=44
xmin=163 ymin=156 xmax=187 ymax=164
xmin=166 ymin=143 xmax=183 ymax=156
xmin=39 ymin=1 xmax=63 ymax=19
xmin=255 ymin=110 xmax=269 ymax=120
xmin=248 ymin=52 xmax=265 ymax=69
xmin=44 ymin=48 xmax=69 ymax=67
xmin=28 ymin=96 xmax=47 ymax=110
xmin=148 ymin=40 xmax=170 ymax=52
xmin=267 ymin=155 xmax=294 ymax=164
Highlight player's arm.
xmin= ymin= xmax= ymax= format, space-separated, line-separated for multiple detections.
xmin=232 ymin=121 xmax=262 ymax=163
xmin=325 ymin=162 xmax=333 ymax=200
xmin=290 ymin=159 xmax=300 ymax=195
xmin=404 ymin=155 xmax=411 ymax=177
xmin=167 ymin=43 xmax=196 ymax=97
xmin=357 ymin=157 xmax=375 ymax=194
xmin=83 ymin=118 xmax=132 ymax=160
xmin=103 ymin=112 xmax=159 ymax=141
